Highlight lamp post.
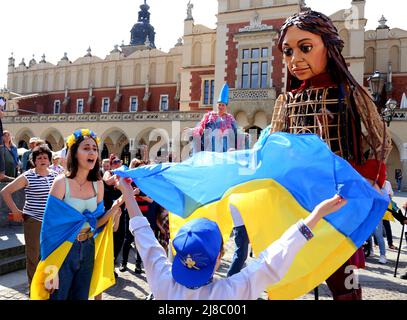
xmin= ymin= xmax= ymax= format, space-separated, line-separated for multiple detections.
xmin=382 ymin=98 xmax=398 ymax=127
xmin=367 ymin=70 xmax=397 ymax=126
xmin=367 ymin=70 xmax=386 ymax=105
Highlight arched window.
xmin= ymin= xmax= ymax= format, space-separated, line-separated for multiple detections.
xmin=43 ymin=73 xmax=49 ymax=91
xmin=76 ymin=69 xmax=83 ymax=89
xmin=192 ymin=42 xmax=202 ymax=65
xmin=65 ymin=70 xmax=71 ymax=89
xmin=390 ymin=46 xmax=400 ymax=72
xmin=22 ymin=75 xmax=27 ymax=93
xmin=339 ymin=29 xmax=350 ymax=56
xmin=89 ymin=68 xmax=96 ymax=87
xmin=149 ymin=62 xmax=156 ymax=84
xmin=365 ymin=47 xmax=375 ymax=74
xmin=32 ymin=74 xmax=38 ymax=93
xmin=102 ymin=66 xmax=109 ymax=87
xmin=12 ymin=76 xmax=17 ymax=92
xmin=166 ymin=61 xmax=174 ymax=83
xmin=211 ymin=41 xmax=216 ymax=65
xmin=54 ymin=71 xmax=60 ymax=91
xmin=134 ymin=63 xmax=141 ymax=84
xmin=116 ymin=65 xmax=122 ymax=84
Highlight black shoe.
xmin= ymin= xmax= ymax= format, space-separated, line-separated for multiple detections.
xmin=119 ymin=263 xmax=127 ymax=272
xmin=114 ymin=271 xmax=118 ymax=279
xmin=135 ymin=264 xmax=143 ymax=274
xmin=401 ymin=273 xmax=407 ymax=280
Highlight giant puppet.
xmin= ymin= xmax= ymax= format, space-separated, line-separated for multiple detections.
xmin=269 ymin=10 xmax=392 ymax=300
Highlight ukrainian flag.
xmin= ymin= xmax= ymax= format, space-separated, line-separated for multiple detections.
xmin=114 ymin=131 xmax=389 ymax=300
xmin=30 ymin=196 xmax=115 ymax=300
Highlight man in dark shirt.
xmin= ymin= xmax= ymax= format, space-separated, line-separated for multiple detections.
xmin=0 ymin=98 xmax=14 ymax=182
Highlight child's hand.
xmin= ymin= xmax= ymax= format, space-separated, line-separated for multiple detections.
xmin=115 ymin=176 xmax=134 ymax=195
xmin=312 ymin=195 xmax=347 ymax=218
xmin=133 ymin=187 xmax=140 ymax=196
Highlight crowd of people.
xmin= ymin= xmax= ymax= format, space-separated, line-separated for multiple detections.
xmin=1 ymin=129 xmax=406 ymax=300
xmin=0 ymin=129 xmax=174 ymax=300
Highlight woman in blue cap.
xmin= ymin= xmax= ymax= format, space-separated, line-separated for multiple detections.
xmin=114 ymin=176 xmax=347 ymax=300
xmin=191 ymin=83 xmax=238 ymax=153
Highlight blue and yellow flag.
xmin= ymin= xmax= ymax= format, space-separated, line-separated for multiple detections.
xmin=30 ymin=195 xmax=115 ymax=300
xmin=114 ymin=132 xmax=389 ymax=300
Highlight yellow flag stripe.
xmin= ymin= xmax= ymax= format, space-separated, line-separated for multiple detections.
xmin=170 ymin=178 xmax=357 ymax=300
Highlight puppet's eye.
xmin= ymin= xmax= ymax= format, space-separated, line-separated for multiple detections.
xmin=283 ymin=48 xmax=293 ymax=56
xmin=300 ymin=44 xmax=313 ymax=54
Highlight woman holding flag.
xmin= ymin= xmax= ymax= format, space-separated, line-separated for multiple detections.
xmin=30 ymin=129 xmax=118 ymax=300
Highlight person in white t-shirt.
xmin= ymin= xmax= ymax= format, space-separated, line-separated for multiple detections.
xmin=382 ymin=180 xmax=398 ymax=250
xmin=114 ymin=176 xmax=347 ymax=300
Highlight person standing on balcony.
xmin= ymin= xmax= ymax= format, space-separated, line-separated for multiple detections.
xmin=191 ymin=83 xmax=238 ymax=153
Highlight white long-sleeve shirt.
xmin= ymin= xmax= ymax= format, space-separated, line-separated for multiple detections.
xmin=129 ymin=216 xmax=309 ymax=300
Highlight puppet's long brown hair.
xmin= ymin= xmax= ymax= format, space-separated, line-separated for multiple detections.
xmin=278 ymin=10 xmax=387 ymax=163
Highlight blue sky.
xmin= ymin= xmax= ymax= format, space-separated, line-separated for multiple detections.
xmin=1 ymin=0 xmax=404 ymax=88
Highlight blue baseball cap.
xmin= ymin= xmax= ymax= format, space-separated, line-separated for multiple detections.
xmin=172 ymin=218 xmax=222 ymax=289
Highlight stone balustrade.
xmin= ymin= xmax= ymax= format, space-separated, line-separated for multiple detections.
xmin=2 ymin=111 xmax=207 ymax=124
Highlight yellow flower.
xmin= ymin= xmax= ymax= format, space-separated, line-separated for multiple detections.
xmin=66 ymin=129 xmax=100 ymax=149
xmin=81 ymin=129 xmax=91 ymax=136
xmin=66 ymin=134 xmax=76 ymax=149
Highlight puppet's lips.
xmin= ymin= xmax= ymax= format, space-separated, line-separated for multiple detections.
xmin=292 ymin=67 xmax=310 ymax=72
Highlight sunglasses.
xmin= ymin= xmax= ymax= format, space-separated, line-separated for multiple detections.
xmin=112 ymin=159 xmax=121 ymax=164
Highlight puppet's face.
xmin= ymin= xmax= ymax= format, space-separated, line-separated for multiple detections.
xmin=282 ymin=26 xmax=328 ymax=81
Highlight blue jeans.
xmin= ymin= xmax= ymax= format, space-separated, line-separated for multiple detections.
xmin=50 ymin=238 xmax=95 ymax=300
xmin=227 ymin=225 xmax=249 ymax=277
xmin=396 ymin=178 xmax=402 ymax=191
xmin=370 ymin=221 xmax=386 ymax=256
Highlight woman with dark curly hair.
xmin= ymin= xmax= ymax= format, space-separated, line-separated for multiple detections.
xmin=268 ymin=10 xmax=392 ymax=300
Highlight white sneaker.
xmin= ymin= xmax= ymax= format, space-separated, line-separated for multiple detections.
xmin=379 ymin=255 xmax=387 ymax=264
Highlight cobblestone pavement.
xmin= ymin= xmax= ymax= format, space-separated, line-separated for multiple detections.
xmin=1 ymin=194 xmax=406 ymax=301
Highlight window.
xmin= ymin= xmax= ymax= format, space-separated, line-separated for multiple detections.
xmin=261 ymin=48 xmax=268 ymax=58
xmin=129 ymin=96 xmax=138 ymax=112
xmin=251 ymin=48 xmax=259 ymax=59
xmin=76 ymin=98 xmax=84 ymax=114
xmin=102 ymin=98 xmax=110 ymax=113
xmin=242 ymin=63 xmax=249 ymax=89
xmin=160 ymin=95 xmax=169 ymax=111
xmin=251 ymin=62 xmax=259 ymax=89
xmin=261 ymin=61 xmax=268 ymax=89
xmin=240 ymin=47 xmax=269 ymax=89
xmin=54 ymin=100 xmax=61 ymax=114
xmin=203 ymin=79 xmax=215 ymax=105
